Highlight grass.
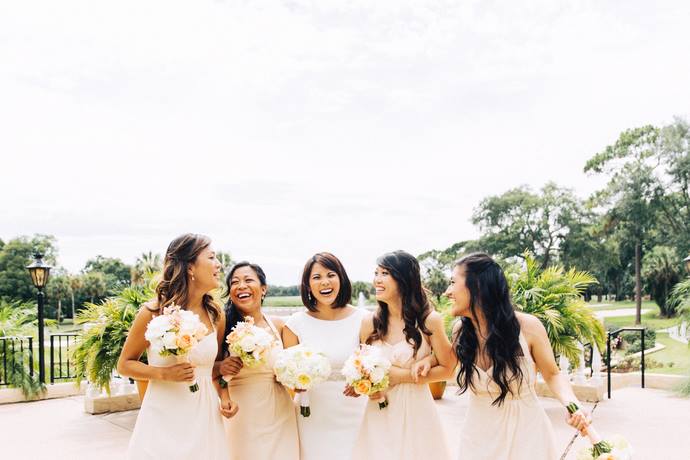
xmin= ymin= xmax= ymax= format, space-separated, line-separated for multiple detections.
xmin=645 ymin=332 xmax=690 ymax=375
xmin=586 ymin=300 xmax=658 ymax=311
xmin=263 ymin=296 xmax=303 ymax=307
xmin=603 ymin=308 xmax=682 ymax=331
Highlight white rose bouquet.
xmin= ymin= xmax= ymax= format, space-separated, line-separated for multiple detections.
xmin=568 ymin=403 xmax=633 ymax=459
xmin=273 ymin=345 xmax=331 ymax=417
xmin=144 ymin=304 xmax=208 ymax=392
xmin=342 ymin=344 xmax=391 ymax=409
xmin=220 ymin=316 xmax=276 ymax=388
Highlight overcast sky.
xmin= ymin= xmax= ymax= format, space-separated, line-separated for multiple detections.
xmin=1 ymin=0 xmax=689 ymax=285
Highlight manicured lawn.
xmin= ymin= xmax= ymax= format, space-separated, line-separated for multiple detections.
xmin=646 ymin=332 xmax=690 ymax=375
xmin=587 ymin=300 xmax=658 ymax=311
xmin=263 ymin=296 xmax=303 ymax=307
xmin=603 ymin=310 xmax=682 ymax=331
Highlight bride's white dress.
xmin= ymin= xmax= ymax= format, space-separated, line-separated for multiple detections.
xmin=126 ymin=326 xmax=228 ymax=460
xmin=285 ymin=308 xmax=368 ymax=460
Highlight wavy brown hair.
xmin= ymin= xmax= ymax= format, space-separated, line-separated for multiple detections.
xmin=154 ymin=233 xmax=220 ymax=323
xmin=366 ymin=250 xmax=432 ymax=355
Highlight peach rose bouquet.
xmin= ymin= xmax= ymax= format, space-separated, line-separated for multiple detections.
xmin=342 ymin=344 xmax=391 ymax=409
xmin=220 ymin=316 xmax=276 ymax=388
xmin=144 ymin=304 xmax=208 ymax=392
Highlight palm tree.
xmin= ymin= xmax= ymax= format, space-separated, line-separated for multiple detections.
xmin=132 ymin=251 xmax=162 ymax=285
xmin=509 ymin=252 xmax=606 ymax=367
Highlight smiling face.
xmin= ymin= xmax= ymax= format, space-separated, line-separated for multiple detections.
xmin=189 ymin=245 xmax=222 ymax=293
xmin=308 ymin=263 xmax=341 ymax=308
xmin=445 ymin=264 xmax=471 ymax=317
xmin=229 ymin=265 xmax=267 ymax=314
xmin=373 ymin=265 xmax=400 ymax=304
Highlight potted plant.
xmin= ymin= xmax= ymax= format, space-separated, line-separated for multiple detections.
xmin=428 ymin=296 xmax=456 ymax=400
xmin=72 ymin=278 xmax=155 ymax=399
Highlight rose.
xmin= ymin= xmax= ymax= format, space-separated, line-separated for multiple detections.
xmin=297 ymin=373 xmax=312 ymax=388
xmin=240 ymin=335 xmax=257 ymax=353
xmin=176 ymin=333 xmax=193 ymax=349
xmin=354 ymin=379 xmax=372 ymax=395
xmin=162 ymin=332 xmax=178 ymax=350
xmin=370 ymin=366 xmax=385 ymax=383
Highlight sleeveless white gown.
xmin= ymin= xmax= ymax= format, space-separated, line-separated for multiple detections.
xmin=285 ymin=308 xmax=368 ymax=460
xmin=126 ymin=327 xmax=228 ymax=459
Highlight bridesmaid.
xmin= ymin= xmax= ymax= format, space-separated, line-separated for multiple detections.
xmin=282 ymin=252 xmax=368 ymax=460
xmin=117 ymin=233 xmax=237 ymax=460
xmin=445 ymin=253 xmax=589 ymax=460
xmin=351 ymin=250 xmax=454 ymax=460
xmin=214 ymin=261 xmax=299 ymax=460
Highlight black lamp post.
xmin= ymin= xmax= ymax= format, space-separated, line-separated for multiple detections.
xmin=26 ymin=252 xmax=52 ymax=384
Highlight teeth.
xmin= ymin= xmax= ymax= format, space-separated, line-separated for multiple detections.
xmin=237 ymin=293 xmax=251 ymax=299
xmin=320 ymin=289 xmax=333 ymax=295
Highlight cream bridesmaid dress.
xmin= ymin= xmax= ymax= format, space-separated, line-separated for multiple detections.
xmin=126 ymin=326 xmax=227 ymax=460
xmin=285 ymin=307 xmax=368 ymax=460
xmin=223 ymin=315 xmax=299 ymax=460
xmin=457 ymin=333 xmax=559 ymax=460
xmin=352 ymin=336 xmax=451 ymax=460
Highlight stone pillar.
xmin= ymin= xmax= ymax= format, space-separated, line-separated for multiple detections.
xmin=559 ymin=354 xmax=570 ymax=377
xmin=590 ymin=346 xmax=603 ymax=385
xmin=574 ymin=343 xmax=586 ymax=384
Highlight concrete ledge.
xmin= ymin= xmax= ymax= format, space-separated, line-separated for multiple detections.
xmin=609 ymin=372 xmax=687 ymax=391
xmin=84 ymin=392 xmax=141 ymax=414
xmin=0 ymin=381 xmax=86 ymax=405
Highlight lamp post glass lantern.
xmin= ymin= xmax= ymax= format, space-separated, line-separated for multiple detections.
xmin=684 ymin=255 xmax=690 ymax=274
xmin=26 ymin=252 xmax=52 ymax=384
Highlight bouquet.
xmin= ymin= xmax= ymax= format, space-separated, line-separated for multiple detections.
xmin=568 ymin=403 xmax=633 ymax=460
xmin=220 ymin=316 xmax=276 ymax=388
xmin=342 ymin=344 xmax=391 ymax=409
xmin=273 ymin=345 xmax=331 ymax=417
xmin=144 ymin=304 xmax=208 ymax=392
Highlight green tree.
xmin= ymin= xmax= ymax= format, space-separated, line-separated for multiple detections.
xmin=642 ymin=246 xmax=683 ymax=317
xmin=585 ymin=125 xmax=661 ymax=324
xmin=351 ymin=281 xmax=374 ymax=302
xmin=0 ymin=235 xmax=58 ymax=303
xmin=509 ymin=253 xmax=606 ymax=366
xmin=83 ymin=255 xmax=132 ymax=293
xmin=80 ymin=272 xmax=108 ymax=303
xmin=46 ymin=274 xmax=72 ymax=323
xmin=472 ymin=183 xmax=586 ymax=269
xmin=68 ymin=275 xmax=83 ymax=320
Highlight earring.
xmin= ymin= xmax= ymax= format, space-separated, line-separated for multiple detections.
xmin=308 ymin=292 xmax=313 ymax=303
xmin=191 ymin=273 xmax=195 ymax=281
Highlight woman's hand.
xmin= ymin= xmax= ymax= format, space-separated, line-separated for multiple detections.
xmin=566 ymin=406 xmax=591 ymax=435
xmin=410 ymin=357 xmax=433 ymax=383
xmin=159 ymin=363 xmax=195 ymax=382
xmin=219 ymin=395 xmax=240 ymax=418
xmin=343 ymin=385 xmax=360 ymax=398
xmin=368 ymin=390 xmax=385 ymax=401
xmin=219 ymin=356 xmax=243 ymax=377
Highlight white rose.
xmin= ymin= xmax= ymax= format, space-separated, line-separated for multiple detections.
xmin=370 ymin=366 xmax=385 ymax=383
xmin=162 ymin=332 xmax=178 ymax=350
xmin=240 ymin=335 xmax=257 ymax=352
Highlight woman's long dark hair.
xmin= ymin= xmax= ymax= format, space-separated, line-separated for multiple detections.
xmin=453 ymin=253 xmax=523 ymax=406
xmin=155 ymin=233 xmax=220 ymax=323
xmin=222 ymin=261 xmax=267 ymax=355
xmin=366 ymin=250 xmax=432 ymax=355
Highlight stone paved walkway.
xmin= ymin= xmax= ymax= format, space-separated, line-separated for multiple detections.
xmin=1 ymin=387 xmax=689 ymax=459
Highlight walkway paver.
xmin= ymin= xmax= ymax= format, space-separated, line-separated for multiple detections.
xmin=1 ymin=386 xmax=688 ymax=459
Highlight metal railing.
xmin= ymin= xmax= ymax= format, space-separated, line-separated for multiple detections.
xmin=50 ymin=333 xmax=80 ymax=383
xmin=607 ymin=327 xmax=646 ymax=399
xmin=0 ymin=336 xmax=34 ymax=386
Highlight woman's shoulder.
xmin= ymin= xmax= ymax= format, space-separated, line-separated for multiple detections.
xmin=268 ymin=315 xmax=286 ymax=329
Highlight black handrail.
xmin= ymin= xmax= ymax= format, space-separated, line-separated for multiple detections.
xmin=607 ymin=327 xmax=646 ymax=399
xmin=0 ymin=336 xmax=34 ymax=386
xmin=49 ymin=333 xmax=80 ymax=383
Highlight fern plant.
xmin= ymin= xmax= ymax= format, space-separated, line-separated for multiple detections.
xmin=509 ymin=252 xmax=606 ymax=367
xmin=71 ymin=275 xmax=155 ymax=394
